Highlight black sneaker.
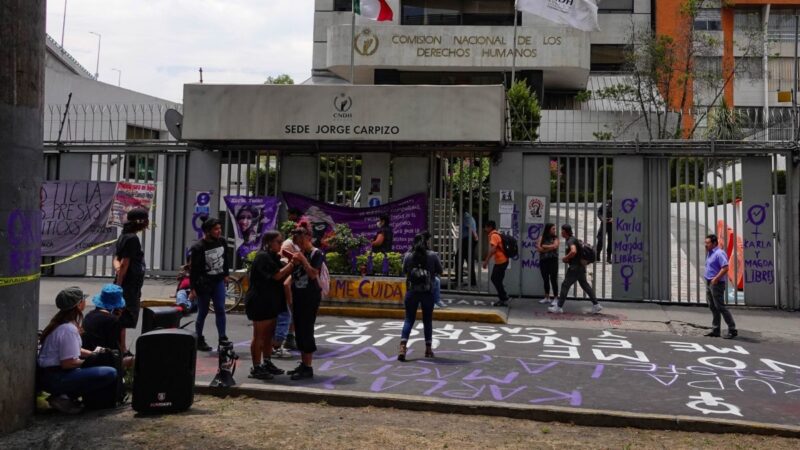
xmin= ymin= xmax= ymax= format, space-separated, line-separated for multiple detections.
xmin=248 ymin=365 xmax=273 ymax=380
xmin=262 ymin=359 xmax=285 ymax=375
xmin=723 ymin=330 xmax=738 ymax=340
xmin=286 ymin=362 xmax=304 ymax=376
xmin=289 ymin=364 xmax=313 ymax=381
xmin=704 ymin=331 xmax=721 ymax=338
xmin=284 ymin=334 xmax=297 ymax=350
xmin=197 ymin=336 xmax=212 ymax=351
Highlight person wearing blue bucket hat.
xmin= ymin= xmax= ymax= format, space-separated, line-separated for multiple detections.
xmin=82 ymin=284 xmax=133 ymax=369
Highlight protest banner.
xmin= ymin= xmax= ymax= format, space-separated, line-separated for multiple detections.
xmin=282 ymin=192 xmax=427 ymax=253
xmin=223 ymin=195 xmax=281 ymax=259
xmin=41 ymin=180 xmax=117 ymax=256
xmin=107 ymin=181 xmax=157 ymax=227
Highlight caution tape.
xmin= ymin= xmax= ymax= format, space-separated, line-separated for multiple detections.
xmin=0 ymin=273 xmax=41 ymax=288
xmin=40 ymin=239 xmax=118 ymax=268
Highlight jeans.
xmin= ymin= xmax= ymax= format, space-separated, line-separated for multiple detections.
xmin=401 ymin=291 xmax=434 ymax=344
xmin=176 ymin=289 xmax=192 ymax=308
xmin=433 ymin=276 xmax=442 ymax=304
xmin=539 ymin=258 xmax=559 ymax=297
xmin=195 ymin=279 xmax=227 ymax=340
xmin=274 ymin=310 xmax=291 ymax=342
xmin=706 ymin=280 xmax=736 ymax=332
xmin=490 ymin=262 xmax=509 ymax=302
xmin=454 ymin=238 xmax=478 ymax=284
xmin=40 ymin=366 xmax=117 ymax=398
xmin=557 ymin=265 xmax=597 ymax=307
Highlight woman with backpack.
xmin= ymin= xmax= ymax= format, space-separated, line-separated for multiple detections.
xmin=398 ymin=232 xmax=443 ymax=361
xmin=285 ymin=227 xmax=326 ymax=380
xmin=245 ymin=230 xmax=295 ymax=380
xmin=536 ymin=223 xmax=560 ymax=307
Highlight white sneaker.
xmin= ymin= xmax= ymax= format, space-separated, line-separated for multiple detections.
xmin=591 ymin=304 xmax=604 ymax=315
xmin=434 ymin=300 xmax=447 ymax=309
xmin=48 ymin=395 xmax=82 ymax=414
xmin=539 ymin=298 xmax=552 ymax=304
xmin=272 ymin=346 xmax=292 ymax=358
xmin=547 ymin=305 xmax=563 ymax=314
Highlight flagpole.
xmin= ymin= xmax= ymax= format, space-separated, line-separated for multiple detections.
xmin=350 ymin=0 xmax=356 ymax=85
xmin=511 ymin=0 xmax=519 ymax=87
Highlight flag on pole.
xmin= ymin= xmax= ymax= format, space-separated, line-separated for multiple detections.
xmin=517 ymin=0 xmax=600 ymax=32
xmin=354 ymin=0 xmax=394 ymax=22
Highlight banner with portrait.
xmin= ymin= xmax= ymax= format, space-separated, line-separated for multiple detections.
xmin=282 ymin=192 xmax=427 ymax=253
xmin=223 ymin=195 xmax=280 ymax=259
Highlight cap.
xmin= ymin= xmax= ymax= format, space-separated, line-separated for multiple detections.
xmin=55 ymin=287 xmax=87 ymax=311
xmin=126 ymin=207 xmax=149 ymax=223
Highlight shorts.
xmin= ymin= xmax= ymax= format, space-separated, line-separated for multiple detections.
xmin=245 ymin=290 xmax=285 ymax=322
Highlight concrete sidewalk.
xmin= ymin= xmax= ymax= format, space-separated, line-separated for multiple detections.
xmin=39 ymin=277 xmax=800 ymax=343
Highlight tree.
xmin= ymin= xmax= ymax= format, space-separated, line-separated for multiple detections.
xmin=586 ymin=0 xmax=763 ymax=140
xmin=265 ymin=74 xmax=294 ymax=85
xmin=705 ymin=98 xmax=746 ymax=140
xmin=507 ymin=79 xmax=542 ymax=142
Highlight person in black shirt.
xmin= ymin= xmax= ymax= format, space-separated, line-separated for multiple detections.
xmin=595 ymin=197 xmax=613 ymax=262
xmin=398 ymin=232 xmax=443 ymax=361
xmin=82 ymin=284 xmax=134 ymax=369
xmin=371 ymin=214 xmax=393 ymax=253
xmin=245 ymin=230 xmax=295 ymax=380
xmin=285 ymin=227 xmax=325 ymax=380
xmin=190 ymin=218 xmax=231 ymax=351
xmin=114 ymin=207 xmax=149 ymax=352
xmin=549 ymin=224 xmax=602 ymax=315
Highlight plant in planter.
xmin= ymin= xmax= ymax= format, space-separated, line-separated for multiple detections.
xmin=326 ymin=224 xmax=369 ymax=272
xmin=324 ymin=251 xmax=350 ymax=275
xmin=279 ymin=220 xmax=297 ymax=237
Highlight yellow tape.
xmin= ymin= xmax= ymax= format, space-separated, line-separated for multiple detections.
xmin=0 ymin=273 xmax=41 ymax=287
xmin=40 ymin=239 xmax=117 ymax=268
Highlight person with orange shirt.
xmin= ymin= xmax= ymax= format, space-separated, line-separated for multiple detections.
xmin=482 ymin=220 xmax=509 ymax=307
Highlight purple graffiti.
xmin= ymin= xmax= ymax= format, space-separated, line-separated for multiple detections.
xmin=621 ymin=198 xmax=638 ymax=214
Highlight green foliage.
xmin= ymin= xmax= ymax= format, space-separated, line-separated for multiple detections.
xmin=242 ymin=250 xmax=258 ymax=272
xmin=326 ymin=223 xmax=369 ymax=255
xmin=575 ymin=90 xmax=592 ymax=103
xmin=247 ymin=166 xmax=279 ymax=196
xmin=325 ymin=251 xmax=403 ymax=276
xmin=705 ymin=99 xmax=746 ymax=140
xmin=593 ymin=131 xmax=613 ymax=141
xmin=507 ymin=79 xmax=541 ymax=142
xmin=279 ymin=220 xmax=297 ymax=237
xmin=265 ymin=74 xmax=294 ymax=85
xmin=324 ymin=251 xmax=350 ymax=274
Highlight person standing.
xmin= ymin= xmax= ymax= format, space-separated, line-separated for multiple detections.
xmin=245 ymin=231 xmax=295 ymax=380
xmin=371 ymin=214 xmax=393 ymax=253
xmin=190 ymin=218 xmax=231 ymax=351
xmin=114 ymin=207 xmax=149 ymax=350
xmin=455 ymin=211 xmax=479 ymax=287
xmin=286 ymin=228 xmax=325 ymax=380
xmin=595 ymin=197 xmax=613 ymax=262
xmin=398 ymin=232 xmax=443 ymax=361
xmin=536 ymin=223 xmax=560 ymax=306
xmin=483 ymin=221 xmax=509 ymax=307
xmin=703 ymin=234 xmax=737 ymax=339
xmin=549 ymin=224 xmax=603 ymax=314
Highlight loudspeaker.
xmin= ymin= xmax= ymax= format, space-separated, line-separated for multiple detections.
xmin=133 ymin=329 xmax=196 ymax=414
xmin=141 ymin=306 xmax=182 ymax=334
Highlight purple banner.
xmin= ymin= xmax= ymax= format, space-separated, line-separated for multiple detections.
xmin=282 ymin=192 xmax=428 ymax=253
xmin=223 ymin=195 xmax=280 ymax=259
xmin=40 ymin=181 xmax=117 ymax=256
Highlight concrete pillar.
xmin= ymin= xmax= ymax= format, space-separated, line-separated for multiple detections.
xmin=489 ymin=152 xmax=523 ymax=296
xmin=360 ymin=153 xmax=390 ymax=206
xmin=520 ymin=155 xmax=551 ymax=296
xmin=0 ymin=0 xmax=45 ymax=435
xmin=612 ymin=157 xmax=646 ymax=300
xmin=184 ymin=150 xmax=221 ymax=253
xmin=391 ymin=156 xmax=429 ymax=200
xmin=741 ymin=157 xmax=777 ymax=306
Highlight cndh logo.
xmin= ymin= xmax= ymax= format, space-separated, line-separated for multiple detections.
xmin=333 ymin=93 xmax=353 ymax=118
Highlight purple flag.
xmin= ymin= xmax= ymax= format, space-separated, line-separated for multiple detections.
xmin=282 ymin=192 xmax=427 ymax=253
xmin=40 ymin=181 xmax=117 ymax=256
xmin=223 ymin=195 xmax=280 ymax=259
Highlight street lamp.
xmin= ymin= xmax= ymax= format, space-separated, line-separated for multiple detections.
xmin=89 ymin=31 xmax=101 ymax=80
xmin=112 ymin=68 xmax=121 ymax=87
xmin=60 ymin=0 xmax=68 ymax=47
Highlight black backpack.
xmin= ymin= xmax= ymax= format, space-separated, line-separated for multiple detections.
xmin=577 ymin=240 xmax=597 ymax=265
xmin=499 ymin=233 xmax=519 ymax=259
xmin=407 ymin=264 xmax=432 ymax=293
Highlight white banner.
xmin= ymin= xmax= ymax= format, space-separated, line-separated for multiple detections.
xmin=518 ymin=0 xmax=600 ymax=32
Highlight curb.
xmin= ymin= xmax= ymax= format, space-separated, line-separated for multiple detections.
xmin=195 ymin=382 xmax=800 ymax=438
xmin=140 ymin=299 xmax=506 ymax=324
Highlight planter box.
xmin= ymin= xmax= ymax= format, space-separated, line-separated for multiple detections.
xmin=328 ymin=274 xmax=406 ymax=305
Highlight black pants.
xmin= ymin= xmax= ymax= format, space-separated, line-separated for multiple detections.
xmin=558 ymin=265 xmax=597 ymax=307
xmin=491 ymin=262 xmax=509 ymax=302
xmin=596 ymin=224 xmax=613 ymax=261
xmin=706 ymin=280 xmax=736 ymax=333
xmin=292 ymin=292 xmax=321 ymax=354
xmin=119 ymin=272 xmax=144 ymax=329
xmin=454 ymin=238 xmax=477 ymax=284
xmin=539 ymin=258 xmax=559 ymax=297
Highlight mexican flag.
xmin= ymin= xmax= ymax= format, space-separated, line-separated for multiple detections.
xmin=354 ymin=0 xmax=393 ymax=22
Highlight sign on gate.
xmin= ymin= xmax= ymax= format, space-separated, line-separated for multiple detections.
xmin=40 ymin=181 xmax=117 ymax=256
xmin=741 ymin=157 xmax=776 ymax=306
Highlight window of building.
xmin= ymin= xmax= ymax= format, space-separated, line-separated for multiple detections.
xmin=590 ymin=45 xmax=627 ymax=72
xmin=401 ymin=0 xmax=518 ymax=26
xmin=126 ymin=155 xmax=156 ymax=182
xmin=695 ymin=57 xmax=722 ymax=78
xmin=126 ymin=124 xmax=160 ymax=140
xmin=734 ymin=9 xmax=761 ymax=32
xmin=597 ymin=0 xmax=633 ymax=14
xmin=333 ymin=0 xmax=352 ymax=12
xmin=768 ymin=9 xmax=797 ymax=41
xmin=694 ymin=9 xmax=721 ymax=31
xmin=735 ymin=57 xmax=764 ymax=79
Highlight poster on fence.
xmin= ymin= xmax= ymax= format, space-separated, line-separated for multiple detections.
xmin=107 ymin=181 xmax=157 ymax=227
xmin=282 ymin=192 xmax=427 ymax=253
xmin=223 ymin=195 xmax=281 ymax=259
xmin=41 ymin=181 xmax=117 ymax=256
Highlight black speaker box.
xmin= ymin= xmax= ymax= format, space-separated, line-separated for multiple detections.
xmin=133 ymin=329 xmax=196 ymax=414
xmin=141 ymin=306 xmax=183 ymax=334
